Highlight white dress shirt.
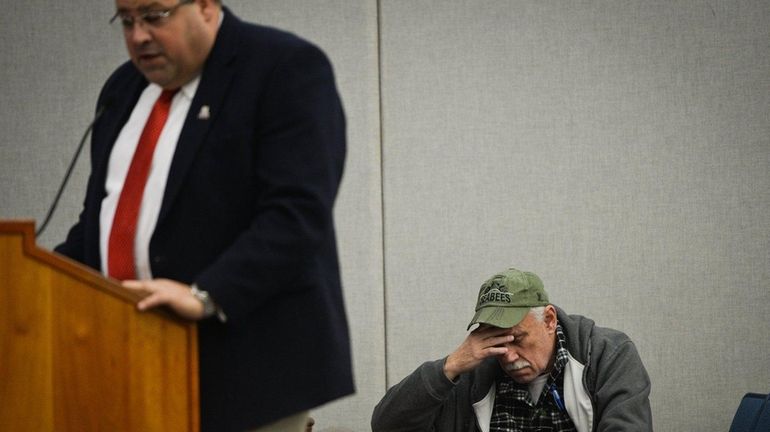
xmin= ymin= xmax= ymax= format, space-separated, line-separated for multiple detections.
xmin=99 ymin=78 xmax=200 ymax=280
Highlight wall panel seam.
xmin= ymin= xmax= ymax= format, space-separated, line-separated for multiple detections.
xmin=376 ymin=0 xmax=389 ymax=391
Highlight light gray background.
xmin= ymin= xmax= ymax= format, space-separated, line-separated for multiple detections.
xmin=1 ymin=1 xmax=768 ymax=431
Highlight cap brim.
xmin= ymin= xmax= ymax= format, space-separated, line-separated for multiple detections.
xmin=467 ymin=306 xmax=530 ymax=330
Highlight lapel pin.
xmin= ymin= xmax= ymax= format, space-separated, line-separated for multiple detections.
xmin=197 ymin=105 xmax=210 ymax=120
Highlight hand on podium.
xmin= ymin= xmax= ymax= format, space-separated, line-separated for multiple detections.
xmin=123 ymin=278 xmax=206 ymax=320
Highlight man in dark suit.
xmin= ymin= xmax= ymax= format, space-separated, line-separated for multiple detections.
xmin=54 ymin=0 xmax=354 ymax=430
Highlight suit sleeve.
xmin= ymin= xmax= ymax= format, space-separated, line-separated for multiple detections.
xmin=53 ymin=200 xmax=86 ymax=262
xmin=53 ymin=78 xmax=118 ymax=266
xmin=194 ymin=42 xmax=346 ymax=323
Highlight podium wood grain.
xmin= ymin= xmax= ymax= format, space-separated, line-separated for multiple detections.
xmin=0 ymin=221 xmax=199 ymax=431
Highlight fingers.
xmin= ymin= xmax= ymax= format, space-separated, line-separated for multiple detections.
xmin=467 ymin=327 xmax=513 ymax=360
xmin=122 ymin=278 xmax=185 ymax=296
xmin=470 ymin=325 xmax=513 ymax=345
xmin=121 ymin=279 xmax=149 ymax=293
xmin=136 ymin=288 xmax=171 ymax=311
xmin=471 ymin=324 xmax=512 ymax=338
xmin=122 ymin=279 xmax=169 ymax=310
xmin=484 ymin=345 xmax=509 ymax=357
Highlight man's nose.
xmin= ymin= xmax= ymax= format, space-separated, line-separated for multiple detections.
xmin=502 ymin=347 xmax=520 ymax=362
xmin=127 ymin=22 xmax=153 ymax=44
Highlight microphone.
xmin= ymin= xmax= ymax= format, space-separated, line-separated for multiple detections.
xmin=36 ymin=98 xmax=112 ymax=238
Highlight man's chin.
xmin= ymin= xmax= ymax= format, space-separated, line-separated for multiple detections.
xmin=134 ymin=63 xmax=173 ymax=87
xmin=505 ymin=368 xmax=535 ymax=384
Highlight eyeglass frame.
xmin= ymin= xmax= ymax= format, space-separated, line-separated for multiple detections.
xmin=109 ymin=0 xmax=195 ymax=29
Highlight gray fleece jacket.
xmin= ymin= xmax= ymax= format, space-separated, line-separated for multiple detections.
xmin=371 ymin=306 xmax=653 ymax=432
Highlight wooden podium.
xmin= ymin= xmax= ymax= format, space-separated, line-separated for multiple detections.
xmin=0 ymin=221 xmax=199 ymax=431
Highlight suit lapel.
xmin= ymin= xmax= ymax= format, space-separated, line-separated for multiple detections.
xmin=157 ymin=8 xmax=240 ymax=226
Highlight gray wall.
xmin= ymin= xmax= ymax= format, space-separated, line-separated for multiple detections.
xmin=1 ymin=1 xmax=768 ymax=431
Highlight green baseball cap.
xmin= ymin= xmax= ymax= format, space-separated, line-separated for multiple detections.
xmin=467 ymin=268 xmax=550 ymax=330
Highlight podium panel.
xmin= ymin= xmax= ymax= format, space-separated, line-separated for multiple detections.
xmin=0 ymin=221 xmax=199 ymax=431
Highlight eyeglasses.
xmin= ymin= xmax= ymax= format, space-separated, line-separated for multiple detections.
xmin=110 ymin=0 xmax=194 ymax=30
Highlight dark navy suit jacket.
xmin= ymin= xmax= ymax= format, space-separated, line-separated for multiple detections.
xmin=56 ymin=8 xmax=354 ymax=431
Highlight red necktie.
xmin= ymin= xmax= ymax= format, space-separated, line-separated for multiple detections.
xmin=107 ymin=89 xmax=177 ymax=280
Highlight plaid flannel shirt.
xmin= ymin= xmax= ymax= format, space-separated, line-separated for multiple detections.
xmin=490 ymin=324 xmax=577 ymax=432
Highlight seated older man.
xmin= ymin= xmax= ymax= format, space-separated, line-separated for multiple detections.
xmin=372 ymin=267 xmax=652 ymax=432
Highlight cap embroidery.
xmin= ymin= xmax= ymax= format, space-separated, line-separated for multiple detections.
xmin=478 ymin=279 xmax=512 ymax=305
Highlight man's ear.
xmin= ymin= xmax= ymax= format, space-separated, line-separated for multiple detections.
xmin=544 ymin=305 xmax=557 ymax=333
xmin=196 ymin=0 xmax=220 ymax=22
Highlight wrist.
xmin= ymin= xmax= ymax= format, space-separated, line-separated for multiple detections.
xmin=190 ymin=284 xmax=227 ymax=322
xmin=443 ymin=356 xmax=460 ymax=382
